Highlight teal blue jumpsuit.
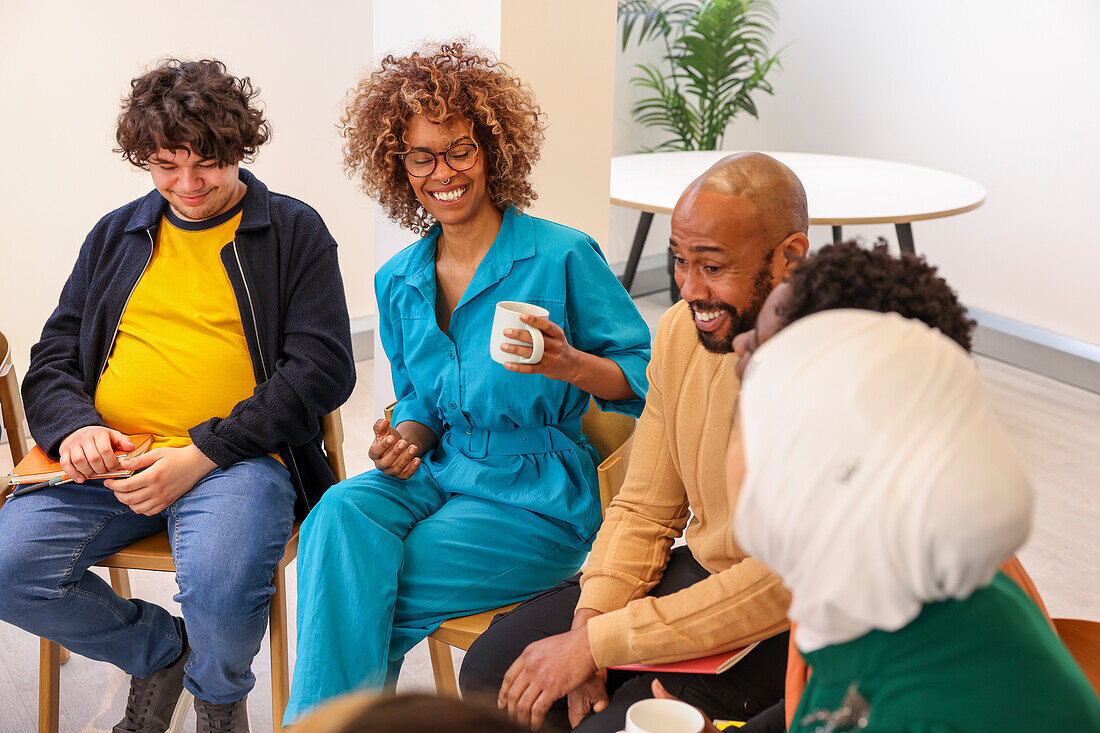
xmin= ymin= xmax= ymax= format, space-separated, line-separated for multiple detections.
xmin=286 ymin=209 xmax=651 ymax=719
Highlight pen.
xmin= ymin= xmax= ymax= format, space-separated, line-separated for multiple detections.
xmin=9 ymin=474 xmax=69 ymax=498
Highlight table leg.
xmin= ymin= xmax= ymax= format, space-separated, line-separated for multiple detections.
xmin=832 ymin=225 xmax=843 ymax=244
xmin=896 ymin=222 xmax=916 ymax=256
xmin=620 ymin=212 xmax=654 ymax=293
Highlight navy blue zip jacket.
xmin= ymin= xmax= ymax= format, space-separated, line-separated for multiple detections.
xmin=22 ymin=169 xmax=356 ymax=518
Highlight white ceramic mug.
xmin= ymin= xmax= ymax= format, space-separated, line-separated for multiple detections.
xmin=619 ymin=698 xmax=706 ymax=733
xmin=490 ymin=301 xmax=548 ymax=365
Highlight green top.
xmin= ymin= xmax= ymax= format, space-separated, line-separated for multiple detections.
xmin=791 ymin=572 xmax=1100 ymax=732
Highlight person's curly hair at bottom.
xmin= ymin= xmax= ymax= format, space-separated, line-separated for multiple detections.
xmin=782 ymin=239 xmax=976 ymax=351
xmin=340 ymin=41 xmax=545 ymax=235
xmin=296 ymin=693 xmax=531 ymax=733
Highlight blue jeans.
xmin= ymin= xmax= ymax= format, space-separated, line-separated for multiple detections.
xmin=0 ymin=455 xmax=295 ymax=704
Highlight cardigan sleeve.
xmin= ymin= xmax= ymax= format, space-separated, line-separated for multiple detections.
xmin=586 ymin=557 xmax=791 ymax=668
xmin=577 ymin=309 xmax=689 ymax=611
xmin=577 ymin=305 xmax=791 ymax=668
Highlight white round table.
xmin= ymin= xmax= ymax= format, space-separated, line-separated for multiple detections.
xmin=611 ymin=151 xmax=986 ymax=295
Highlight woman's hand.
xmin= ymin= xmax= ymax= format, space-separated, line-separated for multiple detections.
xmin=501 ymin=314 xmax=580 ymax=382
xmin=501 ymin=314 xmax=637 ymax=402
xmin=368 ymin=418 xmax=422 ymax=479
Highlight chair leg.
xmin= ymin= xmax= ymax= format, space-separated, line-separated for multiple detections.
xmin=269 ymin=566 xmax=290 ymax=732
xmin=39 ymin=638 xmax=60 ymax=733
xmin=427 ymin=637 xmax=459 ymax=697
xmin=109 ymin=567 xmax=133 ymax=599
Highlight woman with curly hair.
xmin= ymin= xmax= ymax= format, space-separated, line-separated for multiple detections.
xmin=285 ymin=42 xmax=651 ymax=719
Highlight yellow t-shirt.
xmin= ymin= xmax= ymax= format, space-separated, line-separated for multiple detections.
xmin=95 ymin=203 xmax=259 ymax=450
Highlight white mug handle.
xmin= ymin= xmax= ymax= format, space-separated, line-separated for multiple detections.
xmin=519 ymin=325 xmax=544 ymax=364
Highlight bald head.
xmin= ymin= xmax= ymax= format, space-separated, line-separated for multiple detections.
xmin=670 ymin=152 xmax=811 ymax=355
xmin=691 ymin=152 xmax=808 ymax=244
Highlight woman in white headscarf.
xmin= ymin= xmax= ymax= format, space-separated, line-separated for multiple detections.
xmin=732 ymin=310 xmax=1100 ymax=732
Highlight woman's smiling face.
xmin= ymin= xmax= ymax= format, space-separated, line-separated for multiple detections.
xmin=402 ymin=115 xmax=494 ymax=229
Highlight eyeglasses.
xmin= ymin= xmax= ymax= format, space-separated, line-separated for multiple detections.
xmin=397 ymin=141 xmax=479 ymax=178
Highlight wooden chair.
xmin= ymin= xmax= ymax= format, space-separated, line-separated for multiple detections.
xmin=0 ymin=329 xmax=346 ymax=733
xmin=1053 ymin=618 xmax=1100 ymax=700
xmin=0 ymin=330 xmax=28 ymax=504
xmin=406 ymin=401 xmax=637 ymax=696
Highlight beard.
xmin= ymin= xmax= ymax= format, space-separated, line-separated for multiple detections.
xmin=690 ymin=264 xmax=775 ymax=354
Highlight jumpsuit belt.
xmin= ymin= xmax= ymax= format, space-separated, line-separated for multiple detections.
xmin=445 ymin=420 xmax=582 ymax=459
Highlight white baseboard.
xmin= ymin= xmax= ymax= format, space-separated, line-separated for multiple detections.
xmin=349 ymin=315 xmax=375 ymax=362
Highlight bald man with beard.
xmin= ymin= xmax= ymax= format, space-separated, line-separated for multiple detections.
xmin=461 ymin=153 xmax=809 ymax=733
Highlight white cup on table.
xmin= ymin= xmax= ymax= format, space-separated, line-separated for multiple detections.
xmin=490 ymin=301 xmax=547 ymax=365
xmin=618 ymin=698 xmax=706 ymax=733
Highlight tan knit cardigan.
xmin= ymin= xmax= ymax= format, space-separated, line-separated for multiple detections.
xmin=578 ymin=300 xmax=792 ymax=668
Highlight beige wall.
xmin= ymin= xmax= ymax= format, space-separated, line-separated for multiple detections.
xmin=501 ymin=0 xmax=617 ymax=248
xmin=0 ymin=1 xmax=374 ymax=376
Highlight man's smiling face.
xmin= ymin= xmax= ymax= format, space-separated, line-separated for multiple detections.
xmin=670 ymin=188 xmax=782 ymax=354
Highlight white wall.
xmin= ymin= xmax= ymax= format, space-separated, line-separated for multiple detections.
xmin=611 ymin=0 xmax=1100 ymax=347
xmin=0 ymin=0 xmax=374 ymax=376
xmin=501 ymin=0 xmax=617 ymax=247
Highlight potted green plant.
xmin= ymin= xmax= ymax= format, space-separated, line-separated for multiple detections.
xmin=618 ymin=0 xmax=782 ymax=151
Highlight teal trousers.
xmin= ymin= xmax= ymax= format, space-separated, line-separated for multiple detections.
xmin=284 ymin=466 xmax=591 ymax=722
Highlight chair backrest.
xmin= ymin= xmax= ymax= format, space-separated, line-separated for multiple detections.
xmin=581 ymin=400 xmax=636 ymax=514
xmin=581 ymin=399 xmax=636 ymax=464
xmin=0 ymin=330 xmax=30 ymax=468
xmin=322 ymin=409 xmax=347 ymax=482
xmin=1054 ymin=618 xmax=1100 ymax=699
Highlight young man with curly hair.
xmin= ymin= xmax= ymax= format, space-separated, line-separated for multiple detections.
xmin=285 ymin=43 xmax=651 ymax=722
xmin=0 ymin=59 xmax=355 ymax=732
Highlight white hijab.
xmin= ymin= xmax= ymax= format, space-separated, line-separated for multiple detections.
xmin=734 ymin=310 xmax=1033 ymax=653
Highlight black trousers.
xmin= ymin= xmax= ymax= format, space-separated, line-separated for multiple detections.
xmin=460 ymin=546 xmax=789 ymax=733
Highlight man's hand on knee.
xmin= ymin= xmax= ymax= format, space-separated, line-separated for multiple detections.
xmin=105 ymin=445 xmax=216 ymax=515
xmin=499 ymin=625 xmax=599 ymax=730
xmin=59 ymin=426 xmax=134 ymax=482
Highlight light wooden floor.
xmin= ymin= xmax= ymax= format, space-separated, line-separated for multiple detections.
xmin=1 ymin=300 xmax=1098 ymax=731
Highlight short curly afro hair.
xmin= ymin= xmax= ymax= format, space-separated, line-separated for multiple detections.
xmin=339 ymin=41 xmax=546 ymax=235
xmin=115 ymin=58 xmax=270 ymax=168
xmin=782 ymin=239 xmax=975 ymax=352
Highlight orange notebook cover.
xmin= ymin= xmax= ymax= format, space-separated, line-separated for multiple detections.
xmin=608 ymin=642 xmax=759 ymax=675
xmin=5 ymin=434 xmax=154 ymax=485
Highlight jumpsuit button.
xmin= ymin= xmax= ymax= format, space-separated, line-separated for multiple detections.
xmin=448 ymin=352 xmax=455 ymax=360
xmin=449 ymin=401 xmax=457 ymax=409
